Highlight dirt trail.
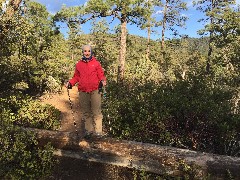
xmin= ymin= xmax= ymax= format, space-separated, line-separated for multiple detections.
xmin=40 ymin=86 xmax=84 ymax=134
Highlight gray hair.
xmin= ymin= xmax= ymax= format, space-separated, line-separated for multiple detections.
xmin=82 ymin=44 xmax=92 ymax=52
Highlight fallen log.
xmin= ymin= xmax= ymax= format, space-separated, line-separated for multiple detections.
xmin=25 ymin=128 xmax=240 ymax=179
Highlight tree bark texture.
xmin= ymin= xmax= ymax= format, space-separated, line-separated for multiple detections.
xmin=206 ymin=0 xmax=216 ymax=74
xmin=161 ymin=0 xmax=168 ymax=50
xmin=146 ymin=26 xmax=150 ymax=57
xmin=117 ymin=18 xmax=127 ymax=84
xmin=26 ymin=127 xmax=240 ymax=179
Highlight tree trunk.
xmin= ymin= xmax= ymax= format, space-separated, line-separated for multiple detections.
xmin=117 ymin=17 xmax=127 ymax=84
xmin=146 ymin=26 xmax=151 ymax=57
xmin=161 ymin=0 xmax=168 ymax=50
xmin=25 ymin=127 xmax=240 ymax=179
xmin=161 ymin=0 xmax=168 ymax=66
xmin=206 ymin=0 xmax=215 ymax=74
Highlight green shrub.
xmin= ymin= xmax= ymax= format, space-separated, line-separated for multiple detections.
xmin=0 ymin=94 xmax=59 ymax=179
xmin=17 ymin=101 xmax=61 ymax=130
xmin=103 ymin=77 xmax=240 ymax=156
xmin=0 ymin=122 xmax=56 ymax=179
xmin=0 ymin=95 xmax=61 ymax=130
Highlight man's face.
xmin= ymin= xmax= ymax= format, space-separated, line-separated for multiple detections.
xmin=83 ymin=46 xmax=91 ymax=58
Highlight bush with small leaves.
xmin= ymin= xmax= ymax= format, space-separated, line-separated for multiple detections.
xmin=0 ymin=95 xmax=61 ymax=130
xmin=0 ymin=121 xmax=56 ymax=179
xmin=103 ymin=77 xmax=240 ymax=156
xmin=17 ymin=101 xmax=61 ymax=130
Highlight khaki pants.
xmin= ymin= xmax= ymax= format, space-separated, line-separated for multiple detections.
xmin=79 ymin=90 xmax=103 ymax=134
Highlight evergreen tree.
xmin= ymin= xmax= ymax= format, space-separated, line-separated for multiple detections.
xmin=140 ymin=0 xmax=157 ymax=57
xmin=154 ymin=0 xmax=188 ymax=50
xmin=194 ymin=0 xmax=236 ymax=73
xmin=85 ymin=0 xmax=151 ymax=84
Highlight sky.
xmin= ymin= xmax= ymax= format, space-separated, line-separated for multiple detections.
xmin=33 ymin=0 xmax=240 ymax=40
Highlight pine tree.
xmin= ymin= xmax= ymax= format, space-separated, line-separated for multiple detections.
xmin=85 ymin=0 xmax=151 ymax=84
xmin=140 ymin=0 xmax=157 ymax=58
xmin=194 ymin=0 xmax=236 ymax=73
xmin=154 ymin=0 xmax=188 ymax=50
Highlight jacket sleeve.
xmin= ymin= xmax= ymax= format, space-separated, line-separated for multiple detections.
xmin=69 ymin=64 xmax=80 ymax=86
xmin=96 ymin=62 xmax=106 ymax=82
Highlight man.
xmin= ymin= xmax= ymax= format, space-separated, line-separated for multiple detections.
xmin=66 ymin=45 xmax=106 ymax=137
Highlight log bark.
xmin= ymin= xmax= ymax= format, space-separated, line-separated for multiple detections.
xmin=26 ymin=128 xmax=240 ymax=179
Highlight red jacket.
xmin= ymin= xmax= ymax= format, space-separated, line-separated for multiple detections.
xmin=69 ymin=56 xmax=106 ymax=92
